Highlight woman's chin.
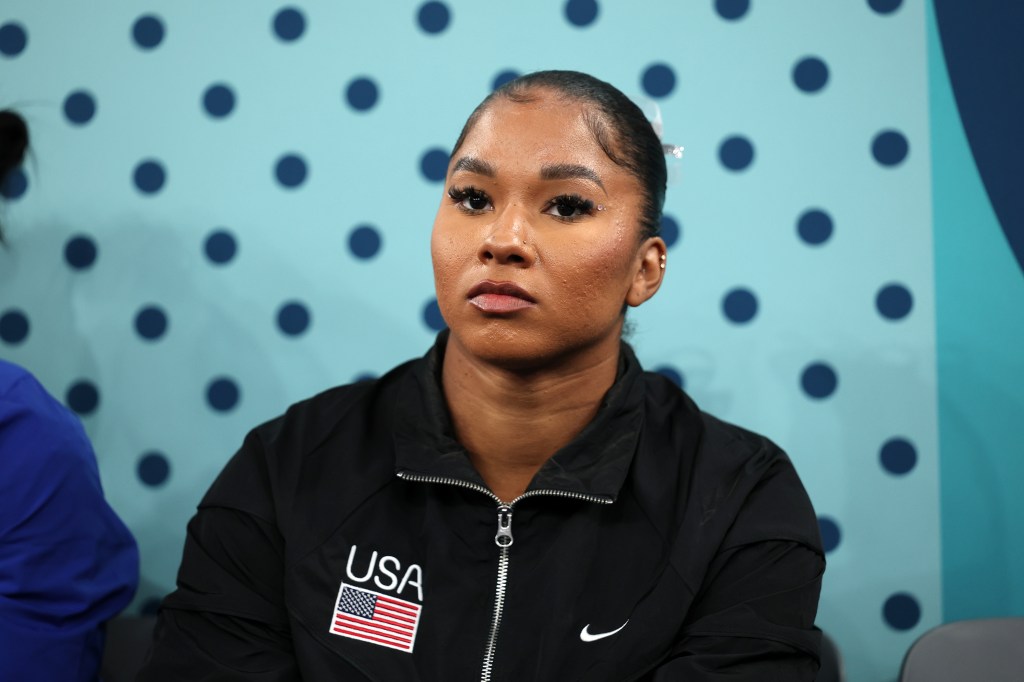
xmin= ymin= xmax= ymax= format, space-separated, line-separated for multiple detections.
xmin=447 ymin=326 xmax=554 ymax=371
xmin=447 ymin=323 xmax=619 ymax=375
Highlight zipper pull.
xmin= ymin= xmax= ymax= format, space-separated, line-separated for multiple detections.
xmin=494 ymin=505 xmax=513 ymax=548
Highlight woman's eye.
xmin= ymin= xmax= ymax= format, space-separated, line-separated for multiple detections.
xmin=464 ymin=192 xmax=489 ymax=211
xmin=449 ymin=187 xmax=492 ymax=212
xmin=545 ymin=195 xmax=595 ymax=220
xmin=554 ymin=202 xmax=579 ymax=217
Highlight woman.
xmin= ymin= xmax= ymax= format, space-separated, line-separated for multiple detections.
xmin=140 ymin=71 xmax=823 ymax=680
xmin=0 ymin=109 xmax=139 ymax=681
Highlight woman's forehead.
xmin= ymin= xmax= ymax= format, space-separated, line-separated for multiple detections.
xmin=456 ymin=95 xmax=618 ymax=170
xmin=473 ymin=95 xmax=589 ymax=138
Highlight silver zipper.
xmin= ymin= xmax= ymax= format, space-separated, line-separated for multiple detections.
xmin=396 ymin=470 xmax=612 ymax=681
xmin=396 ymin=471 xmax=501 ymax=503
xmin=481 ymin=542 xmax=509 ymax=682
xmin=495 ymin=505 xmax=514 ymax=547
xmin=509 ymin=488 xmax=612 ymax=506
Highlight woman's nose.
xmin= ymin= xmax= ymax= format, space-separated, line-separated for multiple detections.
xmin=478 ymin=209 xmax=535 ymax=267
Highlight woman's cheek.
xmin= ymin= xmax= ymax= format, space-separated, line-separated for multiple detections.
xmin=431 ymin=234 xmax=462 ymax=286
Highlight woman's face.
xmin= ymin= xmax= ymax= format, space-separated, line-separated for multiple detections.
xmin=431 ymin=89 xmax=664 ymax=369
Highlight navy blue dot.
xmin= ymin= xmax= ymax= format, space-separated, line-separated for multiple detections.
xmin=275 ymin=154 xmax=308 ymax=189
xmin=654 ymin=365 xmax=685 ymax=390
xmin=660 ymin=215 xmax=681 ymax=248
xmin=140 ymin=597 xmax=162 ymax=616
xmin=273 ymin=7 xmax=305 ymax=41
xmin=277 ymin=301 xmax=311 ymax=336
xmin=137 ymin=451 xmax=170 ymax=487
xmin=420 ymin=148 xmax=449 ymax=183
xmin=345 ymin=77 xmax=379 ymax=112
xmin=423 ymin=298 xmax=446 ymax=331
xmin=715 ymin=0 xmax=750 ymax=20
xmin=206 ymin=377 xmax=240 ymax=412
xmin=492 ymin=69 xmax=520 ymax=91
xmin=793 ymin=57 xmax=829 ymax=93
xmin=883 ymin=593 xmax=921 ymax=630
xmin=818 ymin=516 xmax=842 ymax=553
xmin=353 ymin=372 xmax=377 ymax=382
xmin=801 ymin=362 xmax=838 ymax=399
xmin=204 ymin=229 xmax=237 ymax=265
xmin=797 ymin=208 xmax=834 ymax=245
xmin=135 ymin=305 xmax=168 ymax=341
xmin=63 ymin=90 xmax=97 ymax=125
xmin=641 ymin=63 xmax=676 ymax=98
xmin=64 ymin=234 xmax=98 ymax=270
xmin=349 ymin=225 xmax=382 ymax=260
xmin=132 ymin=15 xmax=165 ymax=49
xmin=868 ymin=0 xmax=903 ymax=15
xmin=133 ymin=160 xmax=166 ymax=194
xmin=66 ymin=380 xmax=100 ymax=416
xmin=565 ymin=0 xmax=599 ymax=27
xmin=0 ymin=22 xmax=28 ymax=57
xmin=719 ymin=135 xmax=755 ymax=171
xmin=876 ymin=283 xmax=913 ymax=320
xmin=203 ymin=83 xmax=236 ymax=118
xmin=0 ymin=309 xmax=30 ymax=344
xmin=881 ymin=437 xmax=917 ymax=475
xmin=872 ymin=130 xmax=909 ymax=167
xmin=0 ymin=167 xmax=27 ymax=200
xmin=722 ymin=287 xmax=758 ymax=324
xmin=417 ymin=1 xmax=451 ymax=34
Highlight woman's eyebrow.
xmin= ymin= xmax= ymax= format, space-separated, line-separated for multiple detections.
xmin=450 ymin=156 xmax=496 ymax=177
xmin=539 ymin=163 xmax=606 ymax=192
xmin=450 ymin=157 xmax=606 ymax=194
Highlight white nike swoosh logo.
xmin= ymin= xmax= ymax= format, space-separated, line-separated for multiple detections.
xmin=579 ymin=620 xmax=629 ymax=642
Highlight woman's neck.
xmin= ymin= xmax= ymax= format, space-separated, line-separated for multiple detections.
xmin=441 ymin=333 xmax=621 ymax=503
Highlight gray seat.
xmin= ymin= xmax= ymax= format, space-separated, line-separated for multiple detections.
xmin=899 ymin=617 xmax=1024 ymax=681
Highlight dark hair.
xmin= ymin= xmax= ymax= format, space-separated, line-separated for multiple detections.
xmin=0 ymin=109 xmax=30 ymax=244
xmin=451 ymin=70 xmax=667 ymax=240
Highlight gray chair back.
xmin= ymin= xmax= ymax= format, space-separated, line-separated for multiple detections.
xmin=900 ymin=617 xmax=1024 ymax=681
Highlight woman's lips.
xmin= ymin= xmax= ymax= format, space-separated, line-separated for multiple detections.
xmin=467 ymin=281 xmax=537 ymax=313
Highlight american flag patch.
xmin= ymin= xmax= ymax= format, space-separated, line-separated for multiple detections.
xmin=329 ymin=583 xmax=422 ymax=652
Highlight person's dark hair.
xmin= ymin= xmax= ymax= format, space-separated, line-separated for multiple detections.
xmin=451 ymin=70 xmax=667 ymax=241
xmin=0 ymin=109 xmax=30 ymax=244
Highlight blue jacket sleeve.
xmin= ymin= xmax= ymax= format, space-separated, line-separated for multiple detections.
xmin=0 ymin=363 xmax=139 ymax=682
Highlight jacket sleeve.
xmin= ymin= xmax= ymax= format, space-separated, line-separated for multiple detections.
xmin=648 ymin=540 xmax=824 ymax=681
xmin=0 ymin=372 xmax=139 ymax=682
xmin=137 ymin=430 xmax=301 ymax=681
xmin=648 ymin=449 xmax=825 ymax=681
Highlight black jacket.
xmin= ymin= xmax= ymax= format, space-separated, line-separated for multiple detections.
xmin=140 ymin=336 xmax=824 ymax=681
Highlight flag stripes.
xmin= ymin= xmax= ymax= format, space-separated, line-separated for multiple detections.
xmin=328 ymin=583 xmax=422 ymax=653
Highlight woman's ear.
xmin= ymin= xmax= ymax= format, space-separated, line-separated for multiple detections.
xmin=626 ymin=237 xmax=667 ymax=307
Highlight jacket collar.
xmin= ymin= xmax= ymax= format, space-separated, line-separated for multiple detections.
xmin=393 ymin=332 xmax=646 ymax=502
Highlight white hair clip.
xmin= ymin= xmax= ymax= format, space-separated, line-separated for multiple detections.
xmin=641 ymin=99 xmax=684 ymax=159
xmin=662 ymin=143 xmax=684 ymax=159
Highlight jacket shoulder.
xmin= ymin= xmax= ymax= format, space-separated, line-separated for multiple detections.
xmin=0 ymin=360 xmax=96 ymax=479
xmin=639 ymin=374 xmax=821 ymax=551
xmin=695 ymin=410 xmax=822 ymax=551
xmin=254 ymin=356 xmax=415 ymax=455
xmin=199 ymin=359 xmax=417 ymax=542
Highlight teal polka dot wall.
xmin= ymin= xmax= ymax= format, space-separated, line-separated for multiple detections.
xmin=0 ymin=2 xmax=944 ymax=679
